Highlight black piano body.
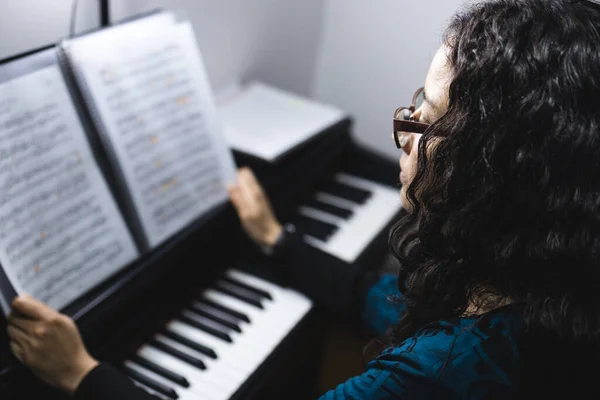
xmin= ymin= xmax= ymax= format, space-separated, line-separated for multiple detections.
xmin=0 ymin=118 xmax=404 ymax=400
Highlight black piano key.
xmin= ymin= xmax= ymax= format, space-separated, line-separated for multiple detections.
xmin=191 ymin=301 xmax=245 ymax=326
xmin=292 ymin=214 xmax=338 ymax=241
xmin=162 ymin=330 xmax=217 ymax=359
xmin=133 ymin=355 xmax=190 ymax=388
xmin=149 ymin=339 xmax=207 ymax=370
xmin=133 ymin=382 xmax=171 ymax=400
xmin=223 ymin=276 xmax=273 ymax=301
xmin=124 ymin=365 xmax=179 ymax=399
xmin=179 ymin=314 xmax=233 ymax=343
xmin=306 ymin=198 xmax=354 ymax=220
xmin=187 ymin=306 xmax=242 ymax=332
xmin=217 ymin=280 xmax=265 ymax=305
xmin=181 ymin=311 xmax=236 ymax=336
xmin=197 ymin=298 xmax=251 ymax=323
xmin=215 ymin=282 xmax=264 ymax=309
xmin=323 ymin=180 xmax=372 ymax=204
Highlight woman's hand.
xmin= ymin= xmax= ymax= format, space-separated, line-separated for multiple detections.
xmin=228 ymin=167 xmax=282 ymax=247
xmin=7 ymin=295 xmax=99 ymax=395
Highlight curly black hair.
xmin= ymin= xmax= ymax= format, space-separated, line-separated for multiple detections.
xmin=388 ymin=0 xmax=600 ymax=396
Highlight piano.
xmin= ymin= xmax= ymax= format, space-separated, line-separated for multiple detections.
xmin=294 ymin=172 xmax=401 ymax=263
xmin=0 ymin=118 xmax=404 ymax=400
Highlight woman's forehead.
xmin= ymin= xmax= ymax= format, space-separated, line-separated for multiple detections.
xmin=424 ymin=46 xmax=452 ymax=109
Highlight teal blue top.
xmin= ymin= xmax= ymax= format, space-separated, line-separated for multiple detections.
xmin=318 ymin=275 xmax=522 ymax=399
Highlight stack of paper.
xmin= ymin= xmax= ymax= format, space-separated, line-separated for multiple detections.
xmin=218 ymin=81 xmax=348 ymax=162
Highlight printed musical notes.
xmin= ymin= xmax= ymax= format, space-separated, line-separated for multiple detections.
xmin=0 ymin=65 xmax=138 ymax=314
xmin=64 ymin=18 xmax=237 ymax=247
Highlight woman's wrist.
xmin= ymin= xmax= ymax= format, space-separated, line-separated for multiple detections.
xmin=263 ymin=222 xmax=283 ymax=247
xmin=261 ymin=223 xmax=296 ymax=257
xmin=62 ymin=355 xmax=99 ymax=396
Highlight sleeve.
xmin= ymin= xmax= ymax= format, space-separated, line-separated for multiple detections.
xmin=74 ymin=363 xmax=160 ymax=400
xmin=275 ymin=228 xmax=405 ymax=335
xmin=316 ymin=338 xmax=462 ymax=400
xmin=316 ymin=317 xmax=520 ymax=400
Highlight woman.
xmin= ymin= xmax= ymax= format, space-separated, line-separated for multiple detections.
xmin=7 ymin=0 xmax=600 ymax=398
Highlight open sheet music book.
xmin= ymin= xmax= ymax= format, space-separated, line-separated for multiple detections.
xmin=0 ymin=11 xmax=237 ymax=315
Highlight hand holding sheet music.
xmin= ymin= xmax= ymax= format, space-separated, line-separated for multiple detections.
xmin=0 ymin=11 xmax=239 ymax=317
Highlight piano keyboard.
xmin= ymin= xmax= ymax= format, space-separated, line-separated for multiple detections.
xmin=294 ymin=173 xmax=402 ymax=263
xmin=122 ymin=269 xmax=313 ymax=400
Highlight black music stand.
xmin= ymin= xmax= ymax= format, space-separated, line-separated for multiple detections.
xmin=100 ymin=0 xmax=110 ymax=27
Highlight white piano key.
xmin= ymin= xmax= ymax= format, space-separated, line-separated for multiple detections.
xmin=226 ymin=270 xmax=313 ymax=326
xmin=167 ymin=320 xmax=258 ymax=372
xmin=301 ymin=173 xmax=402 ymax=263
xmin=181 ymin=310 xmax=237 ymax=335
xmin=298 ymin=206 xmax=345 ymax=226
xmin=335 ymin=172 xmax=385 ymax=190
xmin=200 ymin=290 xmax=289 ymax=334
xmin=190 ymin=297 xmax=282 ymax=347
xmin=315 ymin=192 xmax=361 ymax=210
xmin=201 ymin=290 xmax=275 ymax=322
xmin=130 ymin=379 xmax=170 ymax=400
xmin=138 ymin=345 xmax=232 ymax=400
xmin=179 ymin=309 xmax=278 ymax=350
xmin=225 ymin=269 xmax=289 ymax=298
xmin=168 ymin=321 xmax=272 ymax=380
xmin=124 ymin=360 xmax=205 ymax=400
xmin=153 ymin=334 xmax=244 ymax=387
xmin=134 ymin=269 xmax=313 ymax=400
xmin=156 ymin=331 xmax=250 ymax=400
xmin=170 ymin=319 xmax=257 ymax=389
xmin=180 ymin=304 xmax=285 ymax=367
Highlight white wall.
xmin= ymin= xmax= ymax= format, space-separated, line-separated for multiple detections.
xmin=112 ymin=0 xmax=325 ymax=95
xmin=1 ymin=0 xmax=466 ymax=161
xmin=0 ymin=0 xmax=324 ymax=95
xmin=0 ymin=0 xmax=100 ymax=59
xmin=312 ymin=0 xmax=466 ymax=160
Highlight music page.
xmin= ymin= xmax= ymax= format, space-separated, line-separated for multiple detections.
xmin=0 ymin=66 xmax=139 ymax=314
xmin=64 ymin=20 xmax=237 ymax=247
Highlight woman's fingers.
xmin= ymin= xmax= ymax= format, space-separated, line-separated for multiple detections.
xmin=12 ymin=295 xmax=53 ymax=321
xmin=7 ymin=301 xmax=99 ymax=394
xmin=228 ymin=167 xmax=282 ymax=246
xmin=237 ymin=168 xmax=256 ymax=201
xmin=9 ymin=341 xmax=24 ymax=363
xmin=7 ymin=325 xmax=34 ymax=349
xmin=232 ymin=168 xmax=268 ymax=215
xmin=238 ymin=167 xmax=264 ymax=200
xmin=229 ymin=184 xmax=254 ymax=220
xmin=228 ymin=185 xmax=242 ymax=208
xmin=7 ymin=315 xmax=38 ymax=333
xmin=241 ymin=167 xmax=261 ymax=195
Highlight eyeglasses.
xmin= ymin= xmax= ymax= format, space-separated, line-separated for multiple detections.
xmin=393 ymin=87 xmax=431 ymax=150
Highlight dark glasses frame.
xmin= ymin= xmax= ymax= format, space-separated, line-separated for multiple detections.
xmin=393 ymin=87 xmax=431 ymax=149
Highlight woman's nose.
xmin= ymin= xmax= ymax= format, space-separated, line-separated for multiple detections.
xmin=411 ymin=108 xmax=422 ymax=122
